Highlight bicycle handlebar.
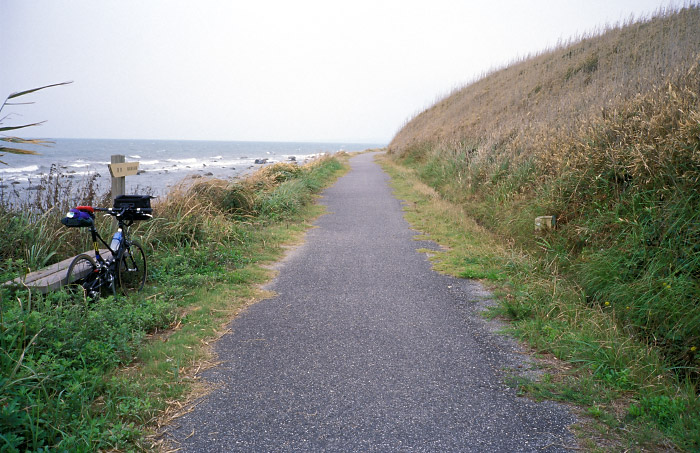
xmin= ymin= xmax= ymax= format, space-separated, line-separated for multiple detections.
xmin=77 ymin=206 xmax=153 ymax=218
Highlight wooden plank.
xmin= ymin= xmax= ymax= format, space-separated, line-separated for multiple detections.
xmin=5 ymin=249 xmax=109 ymax=294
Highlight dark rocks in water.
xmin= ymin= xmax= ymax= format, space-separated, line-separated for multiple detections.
xmin=0 ymin=184 xmax=8 ymax=189
xmin=191 ymin=174 xmax=202 ymax=179
xmin=254 ymin=158 xmax=268 ymax=164
xmin=204 ymin=172 xmax=213 ymax=176
xmin=11 ymin=181 xmax=20 ymax=185
xmin=67 ymin=170 xmax=76 ymax=174
xmin=288 ymin=156 xmax=297 ymax=162
xmin=137 ymin=170 xmax=146 ymax=175
xmin=27 ymin=185 xmax=43 ymax=191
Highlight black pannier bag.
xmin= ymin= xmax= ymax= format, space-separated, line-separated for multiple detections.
xmin=113 ymin=195 xmax=153 ymax=220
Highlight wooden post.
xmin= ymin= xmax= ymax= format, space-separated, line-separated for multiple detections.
xmin=111 ymin=154 xmax=126 ymax=204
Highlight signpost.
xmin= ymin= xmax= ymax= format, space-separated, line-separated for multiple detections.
xmin=108 ymin=161 xmax=139 ymax=177
xmin=108 ymin=154 xmax=139 ymax=203
xmin=108 ymin=155 xmax=139 ymax=227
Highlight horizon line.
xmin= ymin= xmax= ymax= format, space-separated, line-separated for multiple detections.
xmin=26 ymin=136 xmax=389 ymax=146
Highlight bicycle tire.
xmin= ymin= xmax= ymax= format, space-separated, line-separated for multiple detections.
xmin=65 ymin=254 xmax=100 ymax=299
xmin=117 ymin=240 xmax=147 ymax=295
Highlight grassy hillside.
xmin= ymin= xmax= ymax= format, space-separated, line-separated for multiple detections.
xmin=392 ymin=6 xmax=699 ymax=156
xmin=388 ymin=5 xmax=699 ymax=448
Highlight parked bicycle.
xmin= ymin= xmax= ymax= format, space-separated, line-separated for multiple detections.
xmin=61 ymin=195 xmax=153 ymax=299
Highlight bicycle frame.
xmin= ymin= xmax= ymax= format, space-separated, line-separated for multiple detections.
xmin=66 ymin=205 xmax=150 ymax=298
xmin=88 ymin=207 xmax=137 ymax=262
xmin=83 ymin=221 xmax=114 ymax=264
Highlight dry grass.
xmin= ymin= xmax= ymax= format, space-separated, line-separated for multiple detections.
xmin=135 ymin=158 xmax=338 ymax=250
xmin=390 ymin=4 xmax=700 ymax=178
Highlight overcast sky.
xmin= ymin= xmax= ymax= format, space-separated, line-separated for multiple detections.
xmin=1 ymin=0 xmax=675 ymax=144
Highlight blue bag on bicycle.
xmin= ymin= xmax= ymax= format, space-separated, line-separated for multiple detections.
xmin=61 ymin=208 xmax=94 ymax=228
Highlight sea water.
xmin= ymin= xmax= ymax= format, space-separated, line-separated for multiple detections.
xmin=0 ymin=138 xmax=381 ymax=201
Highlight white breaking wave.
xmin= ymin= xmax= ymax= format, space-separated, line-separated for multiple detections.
xmin=0 ymin=165 xmax=39 ymax=173
xmin=166 ymin=158 xmax=197 ymax=164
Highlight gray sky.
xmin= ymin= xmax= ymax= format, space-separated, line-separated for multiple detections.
xmin=1 ymin=0 xmax=674 ymax=143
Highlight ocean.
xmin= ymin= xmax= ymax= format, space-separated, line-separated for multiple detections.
xmin=0 ymin=138 xmax=382 ymax=202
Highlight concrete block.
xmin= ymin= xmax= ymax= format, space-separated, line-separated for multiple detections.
xmin=535 ymin=215 xmax=556 ymax=231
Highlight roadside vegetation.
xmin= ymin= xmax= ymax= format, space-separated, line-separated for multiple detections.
xmin=387 ymin=5 xmax=699 ymax=451
xmin=0 ymin=155 xmax=347 ymax=451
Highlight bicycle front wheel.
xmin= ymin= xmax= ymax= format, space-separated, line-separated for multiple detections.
xmin=65 ymin=253 xmax=99 ymax=298
xmin=117 ymin=240 xmax=147 ymax=295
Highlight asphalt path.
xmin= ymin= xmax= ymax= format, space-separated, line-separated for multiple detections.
xmin=166 ymin=152 xmax=577 ymax=452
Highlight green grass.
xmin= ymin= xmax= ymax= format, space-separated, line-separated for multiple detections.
xmin=379 ymin=154 xmax=700 ymax=451
xmin=0 ymin=155 xmax=348 ymax=451
xmin=389 ymin=6 xmax=700 ymax=382
xmin=382 ymin=7 xmax=699 ymax=451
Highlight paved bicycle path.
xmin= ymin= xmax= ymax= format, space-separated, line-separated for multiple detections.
xmin=166 ymin=152 xmax=576 ymax=452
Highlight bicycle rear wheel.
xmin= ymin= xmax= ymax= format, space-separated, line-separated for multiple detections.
xmin=65 ymin=254 xmax=100 ymax=299
xmin=117 ymin=240 xmax=147 ymax=295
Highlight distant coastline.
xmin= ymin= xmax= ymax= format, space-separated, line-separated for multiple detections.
xmin=0 ymin=138 xmax=383 ymax=202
